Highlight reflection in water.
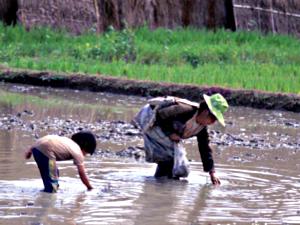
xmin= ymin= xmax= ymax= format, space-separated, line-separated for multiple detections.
xmin=1 ymin=161 xmax=300 ymax=225
xmin=0 ymin=83 xmax=299 ymax=225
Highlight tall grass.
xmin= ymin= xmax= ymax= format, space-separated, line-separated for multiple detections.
xmin=0 ymin=24 xmax=299 ymax=94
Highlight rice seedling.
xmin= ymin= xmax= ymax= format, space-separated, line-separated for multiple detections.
xmin=0 ymin=24 xmax=299 ymax=93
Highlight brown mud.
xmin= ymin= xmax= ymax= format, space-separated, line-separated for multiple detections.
xmin=2 ymin=110 xmax=300 ymax=158
xmin=0 ymin=67 xmax=299 ymax=112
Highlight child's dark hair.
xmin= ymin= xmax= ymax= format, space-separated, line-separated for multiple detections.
xmin=71 ymin=131 xmax=97 ymax=155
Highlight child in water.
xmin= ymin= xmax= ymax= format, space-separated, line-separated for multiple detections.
xmin=25 ymin=131 xmax=97 ymax=193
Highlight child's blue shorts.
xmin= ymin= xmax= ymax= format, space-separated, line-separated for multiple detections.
xmin=32 ymin=148 xmax=59 ymax=193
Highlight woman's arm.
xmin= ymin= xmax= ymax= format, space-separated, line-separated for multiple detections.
xmin=196 ymin=127 xmax=214 ymax=172
xmin=196 ymin=127 xmax=221 ymax=185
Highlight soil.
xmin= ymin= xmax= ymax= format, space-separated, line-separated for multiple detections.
xmin=1 ymin=107 xmax=299 ymax=160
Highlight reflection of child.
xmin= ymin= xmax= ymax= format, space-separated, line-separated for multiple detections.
xmin=25 ymin=131 xmax=97 ymax=193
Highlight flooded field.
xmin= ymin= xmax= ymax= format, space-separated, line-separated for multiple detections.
xmin=0 ymin=83 xmax=299 ymax=225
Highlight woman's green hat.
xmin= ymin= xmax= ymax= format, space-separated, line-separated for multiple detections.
xmin=203 ymin=93 xmax=229 ymax=127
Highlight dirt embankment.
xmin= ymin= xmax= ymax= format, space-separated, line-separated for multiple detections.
xmin=0 ymin=68 xmax=299 ymax=112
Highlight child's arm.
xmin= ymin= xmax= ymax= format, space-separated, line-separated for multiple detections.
xmin=24 ymin=148 xmax=32 ymax=159
xmin=77 ymin=164 xmax=93 ymax=190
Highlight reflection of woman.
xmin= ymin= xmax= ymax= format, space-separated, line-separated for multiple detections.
xmin=133 ymin=94 xmax=228 ymax=185
xmin=133 ymin=178 xmax=212 ymax=224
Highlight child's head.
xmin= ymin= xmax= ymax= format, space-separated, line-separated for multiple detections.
xmin=71 ymin=131 xmax=97 ymax=155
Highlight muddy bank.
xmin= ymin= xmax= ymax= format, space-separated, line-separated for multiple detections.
xmin=0 ymin=68 xmax=300 ymax=112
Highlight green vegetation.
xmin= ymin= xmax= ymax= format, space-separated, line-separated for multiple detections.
xmin=0 ymin=24 xmax=299 ymax=94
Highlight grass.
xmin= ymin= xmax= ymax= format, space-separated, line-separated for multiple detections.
xmin=0 ymin=24 xmax=300 ymax=94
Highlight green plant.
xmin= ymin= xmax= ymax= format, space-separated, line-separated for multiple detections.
xmin=0 ymin=24 xmax=299 ymax=93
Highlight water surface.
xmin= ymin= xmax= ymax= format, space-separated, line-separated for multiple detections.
xmin=0 ymin=83 xmax=299 ymax=225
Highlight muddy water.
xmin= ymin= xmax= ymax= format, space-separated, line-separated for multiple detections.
xmin=0 ymin=83 xmax=299 ymax=225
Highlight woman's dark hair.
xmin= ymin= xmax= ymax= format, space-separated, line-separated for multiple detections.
xmin=198 ymin=101 xmax=209 ymax=113
xmin=71 ymin=131 xmax=97 ymax=155
xmin=198 ymin=101 xmax=216 ymax=120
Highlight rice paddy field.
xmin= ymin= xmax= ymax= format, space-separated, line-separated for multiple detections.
xmin=0 ymin=24 xmax=299 ymax=94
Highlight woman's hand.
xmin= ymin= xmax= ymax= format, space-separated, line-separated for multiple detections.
xmin=209 ymin=171 xmax=221 ymax=185
xmin=24 ymin=149 xmax=32 ymax=159
xmin=169 ymin=133 xmax=181 ymax=142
